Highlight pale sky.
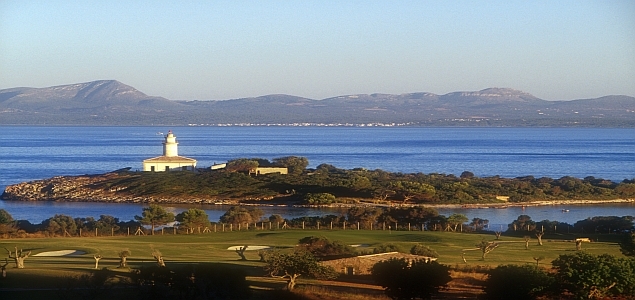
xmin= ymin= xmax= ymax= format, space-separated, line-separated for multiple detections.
xmin=1 ymin=1 xmax=634 ymax=100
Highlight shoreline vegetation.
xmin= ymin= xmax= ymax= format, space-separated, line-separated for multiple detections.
xmin=2 ymin=157 xmax=634 ymax=208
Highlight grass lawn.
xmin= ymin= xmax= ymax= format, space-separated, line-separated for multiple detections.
xmin=0 ymin=229 xmax=625 ymax=299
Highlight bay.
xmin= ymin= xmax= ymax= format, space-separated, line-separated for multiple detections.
xmin=0 ymin=126 xmax=633 ymax=225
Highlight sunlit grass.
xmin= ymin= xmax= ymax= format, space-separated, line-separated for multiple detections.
xmin=0 ymin=229 xmax=625 ymax=298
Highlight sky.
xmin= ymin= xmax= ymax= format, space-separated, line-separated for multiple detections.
xmin=1 ymin=1 xmax=634 ymax=101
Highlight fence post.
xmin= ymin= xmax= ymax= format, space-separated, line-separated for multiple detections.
xmin=112 ymin=228 xmax=114 ymax=236
xmin=330 ymin=222 xmax=333 ymax=230
xmin=302 ymin=221 xmax=305 ymax=230
xmin=383 ymin=222 xmax=385 ymax=230
xmin=317 ymin=222 xmax=320 ymax=230
xmin=408 ymin=223 xmax=411 ymax=231
xmin=343 ymin=221 xmax=346 ymax=230
xmin=174 ymin=227 xmax=176 ymax=235
xmin=127 ymin=227 xmax=130 ymax=236
xmin=95 ymin=228 xmax=98 ymax=237
xmin=357 ymin=222 xmax=360 ymax=230
xmin=79 ymin=228 xmax=82 ymax=237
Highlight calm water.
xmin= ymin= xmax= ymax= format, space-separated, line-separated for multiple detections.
xmin=0 ymin=126 xmax=633 ymax=224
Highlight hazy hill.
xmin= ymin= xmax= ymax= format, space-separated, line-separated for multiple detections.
xmin=1 ymin=80 xmax=633 ymax=126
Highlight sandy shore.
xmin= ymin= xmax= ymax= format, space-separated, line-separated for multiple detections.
xmin=294 ymin=198 xmax=635 ymax=210
xmin=419 ymin=198 xmax=635 ymax=209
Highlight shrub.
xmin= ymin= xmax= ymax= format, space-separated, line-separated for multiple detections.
xmin=132 ymin=263 xmax=251 ymax=299
xmin=304 ymin=193 xmax=337 ymax=205
xmin=371 ymin=258 xmax=451 ymax=300
xmin=373 ymin=243 xmax=403 ymax=254
xmin=264 ymin=250 xmax=337 ymax=290
xmin=552 ymin=252 xmax=635 ymax=299
xmin=298 ymin=236 xmax=356 ymax=259
xmin=482 ymin=264 xmax=555 ymax=300
xmin=410 ymin=244 xmax=439 ymax=258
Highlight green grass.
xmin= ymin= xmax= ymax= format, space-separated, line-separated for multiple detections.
xmin=0 ymin=229 xmax=625 ymax=298
xmin=1 ymin=229 xmax=623 ymax=267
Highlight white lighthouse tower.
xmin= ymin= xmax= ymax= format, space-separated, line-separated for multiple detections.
xmin=163 ymin=131 xmax=179 ymax=157
xmin=142 ymin=130 xmax=197 ymax=172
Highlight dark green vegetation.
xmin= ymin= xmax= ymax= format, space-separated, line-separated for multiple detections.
xmin=482 ymin=264 xmax=556 ymax=300
xmin=297 ymin=236 xmax=356 ymax=259
xmin=2 ymin=80 xmax=634 ymax=126
xmin=552 ymin=252 xmax=635 ymax=299
xmin=262 ymin=249 xmax=338 ymax=290
xmin=371 ymin=258 xmax=452 ymax=300
xmin=88 ymin=158 xmax=635 ymax=204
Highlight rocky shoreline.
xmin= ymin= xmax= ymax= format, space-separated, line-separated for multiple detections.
xmin=2 ymin=173 xmax=633 ymax=209
xmin=0 ymin=173 xmax=230 ymax=205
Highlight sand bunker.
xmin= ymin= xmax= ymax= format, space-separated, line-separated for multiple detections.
xmin=33 ymin=250 xmax=86 ymax=257
xmin=227 ymin=246 xmax=271 ymax=251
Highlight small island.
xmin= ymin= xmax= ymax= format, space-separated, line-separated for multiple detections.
xmin=2 ymin=131 xmax=633 ymax=206
xmin=2 ymin=158 xmax=634 ymax=207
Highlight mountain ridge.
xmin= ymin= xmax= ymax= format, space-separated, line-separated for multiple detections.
xmin=1 ymin=80 xmax=633 ymax=126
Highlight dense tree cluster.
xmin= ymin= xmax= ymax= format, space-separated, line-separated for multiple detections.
xmin=574 ymin=215 xmax=634 ymax=234
xmin=2 ymin=203 xmax=632 ymax=240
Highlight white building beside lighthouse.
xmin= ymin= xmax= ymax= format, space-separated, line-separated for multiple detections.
xmin=143 ymin=131 xmax=197 ymax=172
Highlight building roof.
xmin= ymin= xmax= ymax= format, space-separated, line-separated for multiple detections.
xmin=143 ymin=156 xmax=197 ymax=163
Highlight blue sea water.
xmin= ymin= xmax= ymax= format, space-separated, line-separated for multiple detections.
xmin=0 ymin=126 xmax=633 ymax=224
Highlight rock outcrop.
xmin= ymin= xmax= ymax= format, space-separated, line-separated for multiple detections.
xmin=1 ymin=172 xmax=226 ymax=204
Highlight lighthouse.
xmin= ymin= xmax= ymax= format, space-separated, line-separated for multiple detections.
xmin=163 ymin=131 xmax=179 ymax=157
xmin=142 ymin=131 xmax=197 ymax=172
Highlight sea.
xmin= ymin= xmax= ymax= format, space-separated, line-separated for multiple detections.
xmin=0 ymin=126 xmax=633 ymax=228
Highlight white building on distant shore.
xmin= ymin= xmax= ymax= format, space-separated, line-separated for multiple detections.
xmin=143 ymin=131 xmax=197 ymax=172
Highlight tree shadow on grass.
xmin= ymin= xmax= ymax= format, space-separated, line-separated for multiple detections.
xmin=256 ymin=232 xmax=282 ymax=237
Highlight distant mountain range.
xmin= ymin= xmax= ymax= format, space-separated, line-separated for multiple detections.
xmin=1 ymin=80 xmax=634 ymax=126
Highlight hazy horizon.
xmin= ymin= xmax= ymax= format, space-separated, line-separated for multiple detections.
xmin=1 ymin=1 xmax=634 ymax=101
